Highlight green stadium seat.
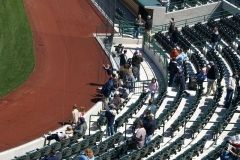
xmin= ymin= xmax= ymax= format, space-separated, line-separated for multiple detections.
xmin=61 ymin=138 xmax=71 ymax=149
xmin=13 ymin=155 xmax=30 ymax=160
xmin=71 ymin=142 xmax=81 ymax=154
xmin=26 ymin=150 xmax=41 ymax=160
xmin=51 ymin=141 xmax=61 ymax=151
xmin=38 ymin=145 xmax=51 ymax=157
xmin=62 ymin=147 xmax=72 ymax=159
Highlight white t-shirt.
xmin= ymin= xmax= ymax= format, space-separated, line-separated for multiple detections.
xmin=72 ymin=109 xmax=82 ymax=124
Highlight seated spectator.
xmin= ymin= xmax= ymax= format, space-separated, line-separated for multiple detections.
xmin=105 ymin=104 xmax=117 ymax=136
xmin=118 ymin=87 xmax=130 ymax=99
xmin=148 ymin=78 xmax=159 ymax=99
xmin=131 ymin=120 xmax=146 ymax=149
xmin=143 ymin=114 xmax=156 ymax=144
xmin=74 ymin=117 xmax=87 ymax=137
xmin=147 ymin=98 xmax=157 ymax=118
xmin=85 ymin=148 xmax=95 ymax=160
xmin=79 ymin=155 xmax=88 ymax=160
xmin=42 ymin=150 xmax=59 ymax=160
xmin=44 ymin=128 xmax=70 ymax=145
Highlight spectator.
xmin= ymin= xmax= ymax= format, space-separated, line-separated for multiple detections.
xmin=147 ymin=98 xmax=157 ymax=118
xmin=111 ymin=91 xmax=123 ymax=111
xmin=176 ymin=48 xmax=188 ymax=65
xmin=105 ymin=104 xmax=117 ymax=136
xmin=170 ymin=48 xmax=179 ymax=60
xmin=101 ymin=73 xmax=117 ymax=109
xmin=148 ymin=78 xmax=159 ymax=99
xmin=143 ymin=114 xmax=156 ymax=144
xmin=133 ymin=120 xmax=146 ymax=149
xmin=168 ymin=18 xmax=175 ymax=36
xmin=72 ymin=104 xmax=82 ymax=124
xmin=74 ymin=117 xmax=87 ymax=137
xmin=224 ymin=74 xmax=237 ymax=108
xmin=79 ymin=155 xmax=88 ymax=160
xmin=85 ymin=148 xmax=95 ymax=160
xmin=144 ymin=15 xmax=153 ymax=42
xmin=205 ymin=61 xmax=217 ymax=96
xmin=43 ymin=151 xmax=59 ymax=160
xmin=44 ymin=126 xmax=73 ymax=145
xmin=171 ymin=27 xmax=179 ymax=44
xmin=196 ymin=67 xmax=207 ymax=84
xmin=102 ymin=64 xmax=115 ymax=76
xmin=133 ymin=14 xmax=144 ymax=39
xmin=122 ymin=64 xmax=135 ymax=91
xmin=119 ymin=50 xmax=127 ymax=68
xmin=176 ymin=65 xmax=190 ymax=96
xmin=114 ymin=44 xmax=124 ymax=54
xmin=210 ymin=26 xmax=220 ymax=50
xmin=168 ymin=59 xmax=178 ymax=86
xmin=132 ymin=51 xmax=143 ymax=81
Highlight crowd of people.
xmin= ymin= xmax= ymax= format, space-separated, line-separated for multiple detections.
xmin=221 ymin=134 xmax=240 ymax=160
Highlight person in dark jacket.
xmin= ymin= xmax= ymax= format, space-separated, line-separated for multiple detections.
xmin=101 ymin=74 xmax=116 ymax=109
xmin=119 ymin=50 xmax=127 ymax=68
xmin=74 ymin=117 xmax=87 ymax=137
xmin=210 ymin=27 xmax=220 ymax=50
xmin=171 ymin=27 xmax=179 ymax=44
xmin=105 ymin=104 xmax=117 ymax=136
xmin=143 ymin=114 xmax=156 ymax=144
xmin=168 ymin=59 xmax=178 ymax=86
xmin=206 ymin=61 xmax=217 ymax=96
xmin=132 ymin=51 xmax=143 ymax=81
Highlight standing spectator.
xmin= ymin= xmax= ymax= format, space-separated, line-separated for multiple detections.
xmin=224 ymin=74 xmax=237 ymax=108
xmin=168 ymin=18 xmax=175 ymax=36
xmin=143 ymin=114 xmax=156 ymax=144
xmin=133 ymin=120 xmax=146 ymax=149
xmin=147 ymin=98 xmax=157 ymax=118
xmin=176 ymin=65 xmax=190 ymax=96
xmin=170 ymin=48 xmax=179 ymax=60
xmin=210 ymin=26 xmax=220 ymax=50
xmin=176 ymin=48 xmax=188 ymax=65
xmin=119 ymin=50 xmax=127 ymax=68
xmin=102 ymin=64 xmax=115 ymax=76
xmin=105 ymin=104 xmax=117 ymax=136
xmin=132 ymin=51 xmax=143 ymax=81
xmin=171 ymin=27 xmax=179 ymax=44
xmin=101 ymin=73 xmax=116 ymax=109
xmin=72 ymin=104 xmax=82 ymax=124
xmin=205 ymin=61 xmax=217 ymax=96
xmin=74 ymin=117 xmax=87 ymax=137
xmin=196 ymin=67 xmax=207 ymax=84
xmin=114 ymin=44 xmax=124 ymax=54
xmin=148 ymin=78 xmax=159 ymax=99
xmin=85 ymin=148 xmax=95 ymax=160
xmin=144 ymin=15 xmax=153 ymax=42
xmin=111 ymin=92 xmax=123 ymax=112
xmin=133 ymin=14 xmax=144 ymax=39
xmin=168 ymin=59 xmax=178 ymax=86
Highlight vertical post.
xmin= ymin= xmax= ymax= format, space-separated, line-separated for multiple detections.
xmin=89 ymin=115 xmax=91 ymax=136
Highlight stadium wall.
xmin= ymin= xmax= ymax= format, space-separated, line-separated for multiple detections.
xmin=222 ymin=0 xmax=240 ymax=14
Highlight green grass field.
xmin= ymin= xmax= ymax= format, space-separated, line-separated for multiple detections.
xmin=0 ymin=0 xmax=34 ymax=96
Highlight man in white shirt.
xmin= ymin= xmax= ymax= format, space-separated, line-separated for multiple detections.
xmin=224 ymin=74 xmax=237 ymax=108
xmin=72 ymin=104 xmax=82 ymax=124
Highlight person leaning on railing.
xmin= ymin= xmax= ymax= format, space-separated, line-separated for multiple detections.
xmin=144 ymin=15 xmax=153 ymax=42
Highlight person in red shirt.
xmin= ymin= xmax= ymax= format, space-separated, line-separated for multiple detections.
xmin=170 ymin=48 xmax=179 ymax=60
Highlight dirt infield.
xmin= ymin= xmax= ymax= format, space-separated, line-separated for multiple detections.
xmin=0 ymin=0 xmax=110 ymax=151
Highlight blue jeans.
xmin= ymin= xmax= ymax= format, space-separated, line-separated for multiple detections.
xmin=133 ymin=26 xmax=140 ymax=38
xmin=107 ymin=124 xmax=115 ymax=136
xmin=225 ymin=88 xmax=234 ymax=107
xmin=145 ymin=135 xmax=153 ymax=144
